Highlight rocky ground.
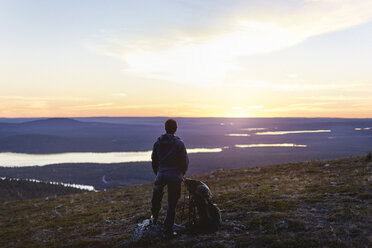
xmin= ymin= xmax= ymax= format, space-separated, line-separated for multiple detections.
xmin=0 ymin=155 xmax=371 ymax=247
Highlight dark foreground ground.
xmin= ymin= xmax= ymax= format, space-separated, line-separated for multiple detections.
xmin=0 ymin=155 xmax=371 ymax=248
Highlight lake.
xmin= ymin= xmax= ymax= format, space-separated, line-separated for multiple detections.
xmin=0 ymin=117 xmax=371 ymax=168
xmin=0 ymin=148 xmax=222 ymax=167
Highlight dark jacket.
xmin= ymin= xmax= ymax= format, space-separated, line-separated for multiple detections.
xmin=151 ymin=133 xmax=189 ymax=180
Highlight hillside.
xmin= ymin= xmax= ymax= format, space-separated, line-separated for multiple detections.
xmin=0 ymin=163 xmax=155 ymax=190
xmin=0 ymin=178 xmax=87 ymax=202
xmin=0 ymin=155 xmax=371 ymax=248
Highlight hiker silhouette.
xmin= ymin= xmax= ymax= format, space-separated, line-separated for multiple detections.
xmin=150 ymin=119 xmax=189 ymax=238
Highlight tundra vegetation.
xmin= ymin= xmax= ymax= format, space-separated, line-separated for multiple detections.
xmin=0 ymin=155 xmax=371 ymax=247
xmin=0 ymin=178 xmax=86 ymax=202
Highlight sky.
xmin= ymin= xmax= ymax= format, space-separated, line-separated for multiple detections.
xmin=1 ymin=0 xmax=372 ymax=118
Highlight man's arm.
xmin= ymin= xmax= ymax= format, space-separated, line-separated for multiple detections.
xmin=180 ymin=142 xmax=189 ymax=175
xmin=151 ymin=143 xmax=159 ymax=175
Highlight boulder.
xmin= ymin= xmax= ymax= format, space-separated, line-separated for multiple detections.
xmin=132 ymin=219 xmax=186 ymax=241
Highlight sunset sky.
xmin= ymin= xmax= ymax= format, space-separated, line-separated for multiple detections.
xmin=1 ymin=0 xmax=372 ymax=118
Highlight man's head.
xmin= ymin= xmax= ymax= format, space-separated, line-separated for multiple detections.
xmin=165 ymin=119 xmax=177 ymax=134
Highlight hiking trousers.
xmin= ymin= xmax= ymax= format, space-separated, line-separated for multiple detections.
xmin=151 ymin=177 xmax=182 ymax=231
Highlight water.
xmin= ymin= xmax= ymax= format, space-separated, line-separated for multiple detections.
xmin=255 ymin=130 xmax=331 ymax=135
xmin=0 ymin=148 xmax=222 ymax=167
xmin=234 ymin=143 xmax=307 ymax=148
xmin=0 ymin=117 xmax=371 ymax=168
xmin=1 ymin=117 xmax=371 ymax=189
xmin=226 ymin=134 xmax=251 ymax=136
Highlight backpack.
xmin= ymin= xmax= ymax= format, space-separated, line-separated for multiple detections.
xmin=183 ymin=178 xmax=222 ymax=233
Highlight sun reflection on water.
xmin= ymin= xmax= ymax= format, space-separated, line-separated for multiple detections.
xmin=255 ymin=130 xmax=331 ymax=135
xmin=235 ymin=143 xmax=307 ymax=148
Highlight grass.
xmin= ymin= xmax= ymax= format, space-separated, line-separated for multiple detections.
xmin=0 ymin=155 xmax=371 ymax=247
xmin=366 ymin=151 xmax=372 ymax=161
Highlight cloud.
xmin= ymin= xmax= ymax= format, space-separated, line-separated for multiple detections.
xmin=297 ymin=95 xmax=372 ymax=101
xmin=88 ymin=0 xmax=372 ymax=86
xmin=234 ymin=80 xmax=370 ymax=92
xmin=113 ymin=93 xmax=127 ymax=97
xmin=264 ymin=101 xmax=372 ymax=114
xmin=68 ymin=103 xmax=114 ymax=110
xmin=249 ymin=105 xmax=264 ymax=109
xmin=0 ymin=95 xmax=86 ymax=101
xmin=232 ymin=106 xmax=242 ymax=110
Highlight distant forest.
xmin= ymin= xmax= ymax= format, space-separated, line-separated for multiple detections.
xmin=0 ymin=178 xmax=86 ymax=202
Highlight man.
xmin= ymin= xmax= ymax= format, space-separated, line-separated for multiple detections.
xmin=151 ymin=119 xmax=189 ymax=237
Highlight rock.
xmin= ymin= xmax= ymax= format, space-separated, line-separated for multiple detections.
xmin=105 ymin=220 xmax=114 ymax=224
xmin=278 ymin=219 xmax=288 ymax=228
xmin=235 ymin=224 xmax=246 ymax=229
xmin=316 ymin=224 xmax=323 ymax=229
xmin=280 ymin=194 xmax=293 ymax=199
xmin=102 ymin=197 xmax=112 ymax=202
xmin=245 ymin=211 xmax=259 ymax=218
xmin=52 ymin=210 xmax=61 ymax=217
xmin=324 ymin=164 xmax=330 ymax=167
xmin=273 ymin=177 xmax=279 ymax=181
xmin=132 ymin=219 xmax=186 ymax=241
xmin=45 ymin=196 xmax=54 ymax=201
xmin=132 ymin=219 xmax=162 ymax=241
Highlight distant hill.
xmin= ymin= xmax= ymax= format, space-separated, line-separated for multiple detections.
xmin=0 ymin=118 xmax=158 ymax=153
xmin=0 ymin=155 xmax=370 ymax=247
xmin=0 ymin=177 xmax=87 ymax=202
xmin=22 ymin=117 xmax=81 ymax=125
xmin=0 ymin=117 xmax=372 ymax=156
xmin=0 ymin=134 xmax=117 ymax=153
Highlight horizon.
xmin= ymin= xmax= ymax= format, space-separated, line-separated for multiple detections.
xmin=2 ymin=116 xmax=372 ymax=120
xmin=1 ymin=0 xmax=372 ymax=118
xmin=2 ymin=115 xmax=372 ymax=120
